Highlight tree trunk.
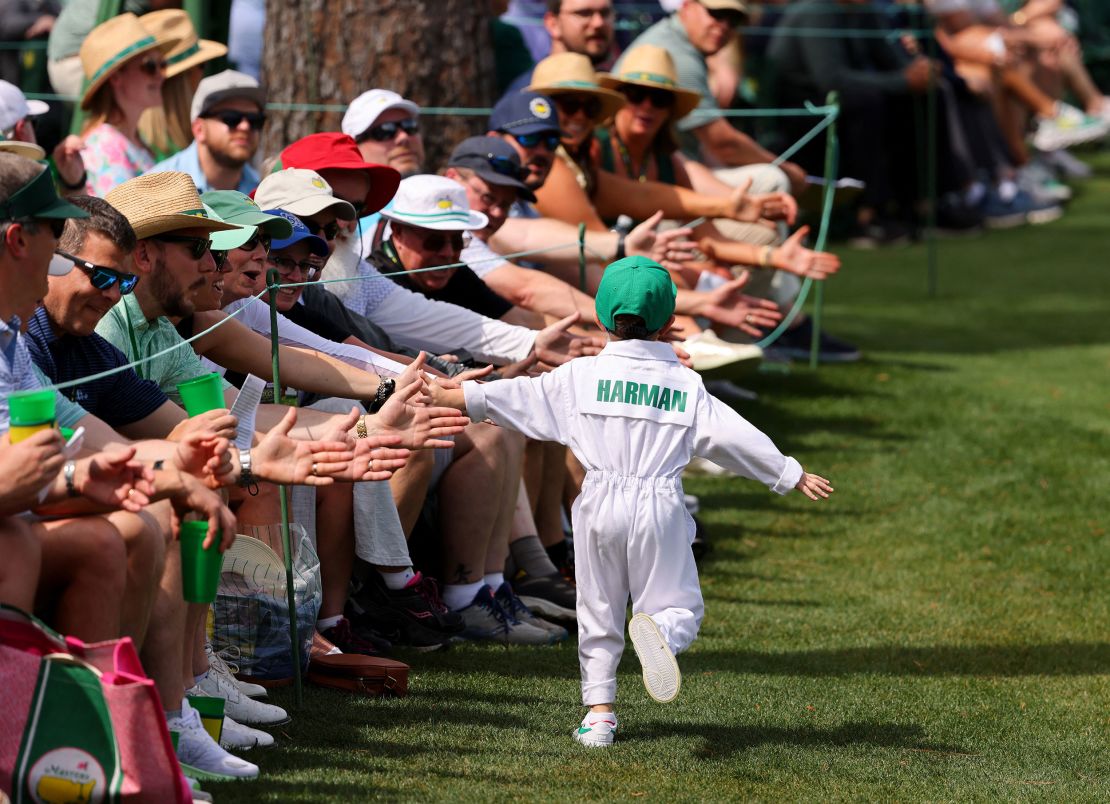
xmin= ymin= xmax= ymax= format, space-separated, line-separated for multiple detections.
xmin=261 ymin=0 xmax=494 ymax=170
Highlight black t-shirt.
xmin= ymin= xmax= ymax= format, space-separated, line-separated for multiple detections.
xmin=371 ymin=241 xmax=513 ymax=320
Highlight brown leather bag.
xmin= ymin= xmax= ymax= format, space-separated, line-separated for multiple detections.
xmin=307 ymin=653 xmax=410 ymax=697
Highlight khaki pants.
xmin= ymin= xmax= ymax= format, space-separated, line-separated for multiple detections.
xmin=47 ymin=56 xmax=84 ymax=98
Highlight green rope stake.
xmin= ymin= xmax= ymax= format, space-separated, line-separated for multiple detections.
xmin=267 ymin=268 xmax=303 ymax=709
xmin=809 ymin=92 xmax=840 ymax=370
xmin=578 ymin=223 xmax=587 ymax=292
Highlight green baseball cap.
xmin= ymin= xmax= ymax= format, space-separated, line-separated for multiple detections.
xmin=201 ymin=189 xmax=294 ymax=250
xmin=0 ymin=165 xmax=89 ymax=222
xmin=595 ymin=256 xmax=677 ymax=334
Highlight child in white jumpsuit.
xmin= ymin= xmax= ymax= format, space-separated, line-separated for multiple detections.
xmin=433 ymin=256 xmax=834 ymax=747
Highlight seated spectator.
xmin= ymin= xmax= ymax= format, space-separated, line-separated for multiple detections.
xmin=148 ymin=70 xmax=266 ymax=193
xmin=138 ymin=9 xmax=228 ymax=161
xmin=78 ymin=13 xmax=179 ymax=196
xmin=0 ymin=80 xmax=86 ymax=192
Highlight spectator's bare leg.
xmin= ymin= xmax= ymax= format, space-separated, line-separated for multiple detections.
xmin=107 ymin=505 xmax=168 ymax=649
xmin=525 ymin=440 xmax=569 ymax=549
xmin=390 ymin=449 xmax=435 ymax=536
xmin=142 ymin=541 xmax=188 ymax=708
xmin=0 ymin=516 xmax=40 ymax=610
xmin=315 ymin=482 xmax=356 ymax=620
xmin=438 ymin=424 xmax=505 ymax=586
xmin=484 ymin=430 xmax=526 ymax=579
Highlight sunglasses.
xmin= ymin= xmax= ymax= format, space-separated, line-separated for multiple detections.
xmin=55 ymin=250 xmax=139 ymax=294
xmin=138 ymin=57 xmax=168 ymax=76
xmin=210 ymin=250 xmax=230 ymax=272
xmin=406 ymin=228 xmax=464 ymax=254
xmin=480 ymin=154 xmax=527 ymax=182
xmin=303 ymin=219 xmax=340 ymax=241
xmin=555 ymin=95 xmax=602 ymax=120
xmin=360 ymin=118 xmax=420 ymax=142
xmin=203 ymin=110 xmax=266 ymax=131
xmin=152 ymin=234 xmax=212 ymax=261
xmin=266 ymin=254 xmax=318 ymax=279
xmin=513 ymin=132 xmax=561 ymax=152
xmin=237 ymin=231 xmax=271 ymax=253
xmin=39 ymin=218 xmax=66 ymax=239
xmin=702 ymin=3 xmax=746 ymax=27
xmin=623 ymin=85 xmax=676 ymax=110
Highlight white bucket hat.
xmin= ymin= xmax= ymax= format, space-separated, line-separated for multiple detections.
xmin=379 ymin=175 xmax=487 ymax=231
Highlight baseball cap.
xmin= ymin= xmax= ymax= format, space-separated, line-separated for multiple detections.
xmin=341 ymin=89 xmax=420 ymax=141
xmin=275 ymin=132 xmax=400 ymax=215
xmin=699 ymin=0 xmax=751 ymax=18
xmin=0 ymin=80 xmax=49 ymax=132
xmin=202 ymin=190 xmax=294 ymax=249
xmin=379 ymin=175 xmax=488 ymax=232
xmin=595 ymin=256 xmax=677 ymax=334
xmin=0 ymin=165 xmax=87 ymax=276
xmin=190 ymin=70 xmax=266 ymax=122
xmin=264 ymin=209 xmax=330 ymax=257
xmin=488 ymin=91 xmax=559 ymax=137
xmin=253 ymin=169 xmax=357 ymax=221
xmin=447 ymin=136 xmax=536 ymax=202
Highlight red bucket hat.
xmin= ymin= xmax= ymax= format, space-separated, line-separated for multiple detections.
xmin=275 ymin=132 xmax=401 ymax=215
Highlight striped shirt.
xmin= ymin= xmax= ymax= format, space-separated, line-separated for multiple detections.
xmin=0 ymin=314 xmax=87 ymax=435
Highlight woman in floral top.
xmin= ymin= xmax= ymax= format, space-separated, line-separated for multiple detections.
xmin=77 ymin=13 xmax=179 ymax=196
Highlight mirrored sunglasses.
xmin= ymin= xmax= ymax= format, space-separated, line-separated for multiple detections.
xmin=55 ymin=250 xmax=139 ymax=294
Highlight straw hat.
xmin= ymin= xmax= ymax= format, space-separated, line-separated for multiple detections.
xmin=527 ymin=53 xmax=625 ymax=125
xmin=599 ymin=45 xmax=702 ymax=122
xmin=140 ymin=10 xmax=228 ymax=79
xmin=79 ymin=13 xmax=180 ymax=110
xmin=0 ymin=139 xmax=46 ymax=160
xmin=105 ymin=171 xmax=239 ymax=240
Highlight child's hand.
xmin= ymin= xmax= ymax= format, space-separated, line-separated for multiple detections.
xmin=796 ymin=472 xmax=833 ymax=500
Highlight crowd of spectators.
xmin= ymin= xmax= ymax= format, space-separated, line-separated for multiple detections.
xmin=0 ymin=0 xmax=1106 ymax=795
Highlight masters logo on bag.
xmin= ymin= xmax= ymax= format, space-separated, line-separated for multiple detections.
xmin=28 ymin=748 xmax=106 ymax=804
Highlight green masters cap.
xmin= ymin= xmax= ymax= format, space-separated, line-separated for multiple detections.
xmin=201 ymin=190 xmax=294 ymax=250
xmin=595 ymin=255 xmax=677 ymax=334
xmin=0 ymin=166 xmax=89 ymax=222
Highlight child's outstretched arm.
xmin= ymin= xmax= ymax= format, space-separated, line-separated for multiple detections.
xmin=796 ymin=472 xmax=834 ymax=501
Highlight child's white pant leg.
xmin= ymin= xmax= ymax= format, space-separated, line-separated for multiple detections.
xmin=627 ymin=487 xmax=703 ymax=656
xmin=573 ymin=483 xmax=631 ymax=706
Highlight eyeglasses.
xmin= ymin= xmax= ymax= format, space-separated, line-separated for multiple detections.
xmin=266 ymin=254 xmax=318 ymax=279
xmin=138 ymin=57 xmax=168 ymax=76
xmin=360 ymin=118 xmax=420 ymax=143
xmin=513 ymin=132 xmax=561 ymax=152
xmin=202 ymin=110 xmax=266 ymax=131
xmin=701 ymin=2 xmax=745 ymax=27
xmin=622 ymin=85 xmax=676 ymax=110
xmin=303 ymin=219 xmax=340 ymax=241
xmin=555 ymin=95 xmax=602 ymax=120
xmin=152 ymin=234 xmax=212 ymax=261
xmin=403 ymin=228 xmax=464 ymax=254
xmin=237 ymin=231 xmax=271 ymax=253
xmin=55 ymin=250 xmax=139 ymax=294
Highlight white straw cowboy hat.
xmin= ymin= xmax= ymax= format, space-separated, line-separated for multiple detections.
xmin=140 ymin=9 xmax=228 ymax=79
xmin=527 ymin=53 xmax=626 ymax=126
xmin=599 ymin=45 xmax=703 ymax=122
xmin=105 ymin=171 xmax=239 ymax=240
xmin=79 ymin=13 xmax=181 ymax=110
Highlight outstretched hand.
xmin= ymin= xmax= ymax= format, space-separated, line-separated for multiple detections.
xmin=795 ymin=472 xmax=834 ymax=501
xmin=254 ymin=406 xmax=357 ymax=485
xmin=698 ymin=270 xmax=784 ymax=337
xmin=371 ymin=354 xmax=471 ymax=448
xmin=626 ymin=210 xmax=699 ymax=271
xmin=77 ymin=446 xmax=156 ymax=512
xmin=773 ymin=226 xmax=841 ymax=280
xmin=173 ymin=431 xmax=235 ymax=489
xmin=534 ymin=313 xmax=603 ymax=366
xmin=725 ymin=178 xmax=798 ymax=225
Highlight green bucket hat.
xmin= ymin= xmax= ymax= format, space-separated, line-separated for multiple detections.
xmin=201 ymin=190 xmax=293 ymax=250
xmin=595 ymin=256 xmax=677 ymax=334
xmin=0 ymin=165 xmax=89 ymax=222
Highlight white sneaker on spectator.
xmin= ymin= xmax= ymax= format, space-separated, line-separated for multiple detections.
xmin=457 ymin=584 xmax=555 ymax=645
xmin=1032 ymin=103 xmax=1110 ymax=151
xmin=191 ymin=670 xmax=290 ymax=726
xmin=206 ymin=643 xmax=267 ymax=698
xmin=220 ymin=715 xmax=275 ymax=750
xmin=169 ymin=699 xmax=259 ymax=779
xmin=574 ymin=711 xmax=618 ymax=748
xmin=681 ymin=330 xmax=763 ymax=374
xmin=1039 ymin=147 xmax=1093 ymax=179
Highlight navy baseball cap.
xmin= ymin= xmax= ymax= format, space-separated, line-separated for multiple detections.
xmin=447 ymin=136 xmax=536 ymax=202
xmin=488 ymin=91 xmax=560 ymax=136
xmin=264 ymin=209 xmax=330 ymax=256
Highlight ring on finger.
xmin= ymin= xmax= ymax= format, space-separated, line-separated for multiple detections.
xmin=311 ymin=463 xmax=318 ymax=477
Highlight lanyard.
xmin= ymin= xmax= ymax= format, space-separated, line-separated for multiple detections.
xmin=612 ymin=127 xmax=649 ymax=183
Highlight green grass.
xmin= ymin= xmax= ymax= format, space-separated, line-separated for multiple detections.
xmin=209 ymin=161 xmax=1110 ymax=803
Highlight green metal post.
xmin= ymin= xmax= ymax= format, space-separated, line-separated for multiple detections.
xmin=926 ymin=33 xmax=939 ymax=298
xmin=266 ymin=269 xmax=303 ymax=708
xmin=578 ymin=222 xmax=587 ymax=291
xmin=809 ymin=92 xmax=840 ymax=370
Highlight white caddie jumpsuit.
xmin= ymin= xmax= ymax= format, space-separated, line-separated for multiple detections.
xmin=463 ymin=339 xmax=802 ymax=705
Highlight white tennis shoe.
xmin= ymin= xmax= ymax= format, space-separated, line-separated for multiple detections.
xmin=574 ymin=712 xmax=618 ymax=748
xmin=628 ymin=612 xmax=681 ymax=703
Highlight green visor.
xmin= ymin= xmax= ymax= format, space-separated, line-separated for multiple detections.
xmin=202 ymin=190 xmax=294 ymax=250
xmin=0 ymin=167 xmax=89 ymax=222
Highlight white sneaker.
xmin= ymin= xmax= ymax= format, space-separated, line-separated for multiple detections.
xmin=191 ymin=670 xmax=290 ymax=726
xmin=681 ymin=330 xmax=763 ymax=375
xmin=168 ymin=699 xmax=259 ymax=779
xmin=574 ymin=712 xmax=618 ymax=748
xmin=628 ymin=612 xmax=681 ymax=703
xmin=1032 ymin=103 xmax=1110 ymax=151
xmin=206 ymin=644 xmax=267 ymax=699
xmin=220 ymin=715 xmax=275 ymax=750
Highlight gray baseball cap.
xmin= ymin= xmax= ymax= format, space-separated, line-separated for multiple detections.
xmin=190 ymin=70 xmax=267 ymax=121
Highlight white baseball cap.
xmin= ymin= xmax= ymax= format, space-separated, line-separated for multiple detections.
xmin=0 ymin=81 xmax=49 ymax=133
xmin=253 ymin=168 xmax=357 ymax=220
xmin=379 ymin=175 xmax=488 ymax=231
xmin=341 ymin=89 xmax=420 ymax=141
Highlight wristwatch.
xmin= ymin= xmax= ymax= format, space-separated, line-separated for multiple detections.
xmin=237 ymin=449 xmax=259 ymax=495
xmin=64 ymin=460 xmax=78 ymax=498
xmin=368 ymin=378 xmax=396 ymax=413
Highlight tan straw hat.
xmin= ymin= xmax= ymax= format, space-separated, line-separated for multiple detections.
xmin=79 ymin=13 xmax=180 ymax=110
xmin=0 ymin=139 xmax=46 ymax=160
xmin=527 ymin=53 xmax=625 ymax=125
xmin=105 ymin=171 xmax=239 ymax=240
xmin=599 ymin=45 xmax=702 ymax=122
xmin=140 ymin=10 xmax=228 ymax=79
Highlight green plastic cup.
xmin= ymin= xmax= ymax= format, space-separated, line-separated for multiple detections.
xmin=179 ymin=520 xmax=223 ymax=603
xmin=177 ymin=372 xmax=224 ymax=417
xmin=7 ymin=390 xmax=56 ymax=443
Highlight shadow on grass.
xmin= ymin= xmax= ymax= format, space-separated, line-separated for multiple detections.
xmin=621 ymin=719 xmax=969 ymax=759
